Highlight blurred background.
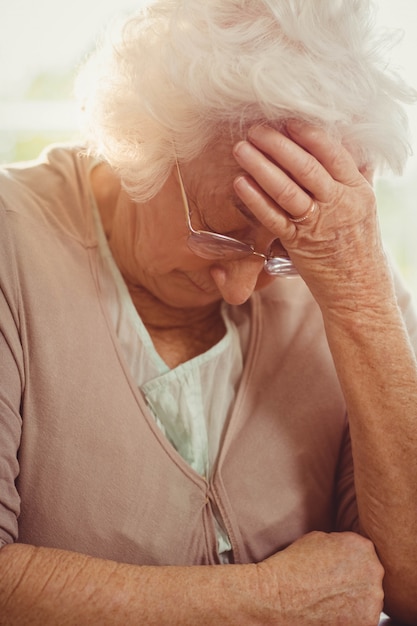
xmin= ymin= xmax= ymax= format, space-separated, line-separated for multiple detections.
xmin=0 ymin=0 xmax=416 ymax=298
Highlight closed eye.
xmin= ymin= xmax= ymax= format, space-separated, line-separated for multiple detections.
xmin=231 ymin=197 xmax=262 ymax=228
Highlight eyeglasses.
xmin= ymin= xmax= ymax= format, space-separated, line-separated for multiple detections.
xmin=175 ymin=160 xmax=298 ymax=277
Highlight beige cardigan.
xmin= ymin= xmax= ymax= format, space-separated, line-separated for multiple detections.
xmin=0 ymin=146 xmax=416 ymax=566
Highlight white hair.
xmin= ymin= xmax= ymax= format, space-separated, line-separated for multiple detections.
xmin=76 ymin=0 xmax=416 ymax=202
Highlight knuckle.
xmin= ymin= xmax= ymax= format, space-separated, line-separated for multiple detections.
xmin=298 ymin=157 xmax=320 ymax=180
xmin=327 ymin=144 xmax=346 ymax=169
xmin=275 ymin=183 xmax=298 ymax=207
xmin=338 ymin=530 xmax=367 ymax=546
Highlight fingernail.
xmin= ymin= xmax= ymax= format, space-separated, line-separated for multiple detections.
xmin=233 ymin=140 xmax=254 ymax=158
xmin=234 ymin=174 xmax=251 ymax=191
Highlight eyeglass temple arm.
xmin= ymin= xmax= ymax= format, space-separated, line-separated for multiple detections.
xmin=175 ymin=158 xmax=194 ymax=230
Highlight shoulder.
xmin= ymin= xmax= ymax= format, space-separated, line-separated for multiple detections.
xmin=256 ymin=277 xmax=322 ymax=328
xmin=253 ymin=265 xmax=417 ymax=355
xmin=227 ymin=277 xmax=328 ymax=368
xmin=0 ymin=144 xmax=90 ymax=197
xmin=228 ymin=277 xmax=323 ymax=340
xmin=0 ymin=144 xmax=97 ymax=246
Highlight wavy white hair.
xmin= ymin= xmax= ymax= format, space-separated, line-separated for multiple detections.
xmin=77 ymin=0 xmax=416 ymax=201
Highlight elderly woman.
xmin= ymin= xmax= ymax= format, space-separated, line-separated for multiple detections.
xmin=0 ymin=0 xmax=416 ymax=624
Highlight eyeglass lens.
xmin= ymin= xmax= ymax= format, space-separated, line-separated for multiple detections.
xmin=186 ymin=232 xmax=298 ymax=276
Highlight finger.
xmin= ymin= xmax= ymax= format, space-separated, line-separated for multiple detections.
xmin=233 ymin=174 xmax=295 ymax=238
xmin=285 ymin=119 xmax=364 ymax=185
xmin=245 ymin=123 xmax=335 ymax=202
xmin=232 ymin=139 xmax=316 ymax=221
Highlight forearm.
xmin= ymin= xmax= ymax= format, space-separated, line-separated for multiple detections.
xmin=0 ymin=543 xmax=264 ymax=625
xmin=321 ymin=282 xmax=417 ymax=623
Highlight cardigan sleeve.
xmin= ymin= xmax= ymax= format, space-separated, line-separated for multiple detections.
xmin=0 ymin=198 xmax=25 ymax=547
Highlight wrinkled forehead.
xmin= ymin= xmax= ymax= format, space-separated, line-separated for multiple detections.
xmin=181 ymin=120 xmax=367 ymax=201
xmin=182 ymin=139 xmax=244 ymax=198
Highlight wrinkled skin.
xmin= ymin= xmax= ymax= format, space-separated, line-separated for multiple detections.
xmin=232 ymin=121 xmax=380 ymax=309
xmin=257 ymin=531 xmax=384 ymax=625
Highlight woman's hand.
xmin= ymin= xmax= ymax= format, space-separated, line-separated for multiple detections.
xmin=258 ymin=531 xmax=384 ymax=626
xmin=232 ymin=122 xmax=388 ymax=311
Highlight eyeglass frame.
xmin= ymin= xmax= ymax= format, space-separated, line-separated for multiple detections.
xmin=175 ymin=158 xmax=298 ymax=277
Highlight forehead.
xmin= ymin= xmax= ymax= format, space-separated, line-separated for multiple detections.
xmin=183 ymin=140 xmax=243 ymax=197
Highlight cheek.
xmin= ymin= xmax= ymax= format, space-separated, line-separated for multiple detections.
xmin=136 ymin=235 xmax=212 ymax=276
xmin=131 ymin=212 xmax=185 ymax=269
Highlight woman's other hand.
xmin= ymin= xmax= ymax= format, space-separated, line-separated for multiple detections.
xmin=257 ymin=531 xmax=384 ymax=625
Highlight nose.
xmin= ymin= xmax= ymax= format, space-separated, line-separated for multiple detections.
xmin=209 ymin=255 xmax=265 ymax=305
